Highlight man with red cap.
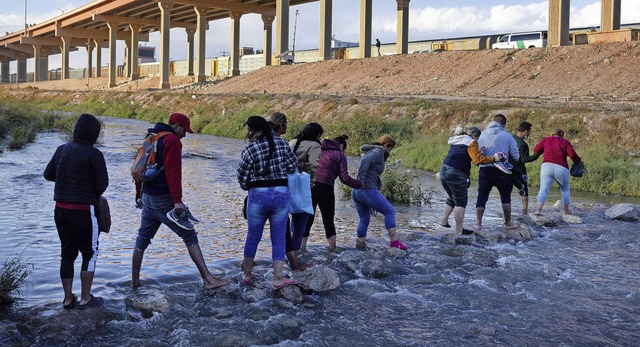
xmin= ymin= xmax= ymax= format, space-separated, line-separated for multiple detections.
xmin=132 ymin=113 xmax=227 ymax=290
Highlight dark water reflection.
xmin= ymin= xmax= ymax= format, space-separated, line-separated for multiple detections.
xmin=1 ymin=117 xmax=639 ymax=346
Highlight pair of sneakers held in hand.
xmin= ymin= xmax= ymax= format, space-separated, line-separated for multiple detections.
xmin=492 ymin=152 xmax=514 ymax=174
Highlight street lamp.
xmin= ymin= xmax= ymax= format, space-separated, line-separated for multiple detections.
xmin=292 ymin=10 xmax=299 ymax=63
xmin=24 ymin=0 xmax=28 ymax=31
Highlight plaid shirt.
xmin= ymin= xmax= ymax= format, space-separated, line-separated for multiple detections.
xmin=237 ymin=133 xmax=298 ymax=190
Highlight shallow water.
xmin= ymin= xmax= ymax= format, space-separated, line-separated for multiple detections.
xmin=1 ymin=116 xmax=639 ymax=346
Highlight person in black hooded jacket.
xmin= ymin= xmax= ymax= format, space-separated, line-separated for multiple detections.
xmin=44 ymin=113 xmax=109 ymax=310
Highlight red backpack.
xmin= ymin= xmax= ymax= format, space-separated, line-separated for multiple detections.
xmin=131 ymin=131 xmax=171 ymax=183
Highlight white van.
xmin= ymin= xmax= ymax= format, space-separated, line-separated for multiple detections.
xmin=492 ymin=31 xmax=547 ymax=49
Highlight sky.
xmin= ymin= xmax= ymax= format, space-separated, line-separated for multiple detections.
xmin=1 ymin=0 xmax=639 ymax=72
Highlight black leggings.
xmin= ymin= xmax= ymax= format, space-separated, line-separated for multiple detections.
xmin=304 ymin=182 xmax=337 ymax=239
xmin=54 ymin=207 xmax=99 ymax=279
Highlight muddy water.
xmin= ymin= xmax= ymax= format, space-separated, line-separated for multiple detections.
xmin=1 ymin=116 xmax=639 ymax=346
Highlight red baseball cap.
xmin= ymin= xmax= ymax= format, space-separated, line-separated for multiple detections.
xmin=169 ymin=113 xmax=194 ymax=133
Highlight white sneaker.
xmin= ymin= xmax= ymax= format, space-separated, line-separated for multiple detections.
xmin=493 ymin=161 xmax=512 ymax=174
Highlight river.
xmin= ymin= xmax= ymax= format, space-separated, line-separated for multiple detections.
xmin=1 ymin=116 xmax=639 ymax=346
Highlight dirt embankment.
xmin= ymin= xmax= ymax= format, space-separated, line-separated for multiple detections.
xmin=2 ymin=41 xmax=639 ymax=102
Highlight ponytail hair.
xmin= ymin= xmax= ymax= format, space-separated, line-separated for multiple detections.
xmin=333 ymin=134 xmax=349 ymax=150
xmin=293 ymin=122 xmax=323 ymax=154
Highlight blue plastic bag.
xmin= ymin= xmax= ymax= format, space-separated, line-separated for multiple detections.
xmin=288 ymin=168 xmax=314 ymax=214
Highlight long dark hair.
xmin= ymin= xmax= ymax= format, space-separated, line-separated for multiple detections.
xmin=292 ymin=122 xmax=323 ymax=154
xmin=246 ymin=116 xmax=275 ymax=175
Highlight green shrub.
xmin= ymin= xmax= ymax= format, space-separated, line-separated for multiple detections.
xmin=0 ymin=253 xmax=32 ymax=305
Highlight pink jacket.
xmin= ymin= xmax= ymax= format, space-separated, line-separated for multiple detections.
xmin=315 ymin=139 xmax=364 ymax=188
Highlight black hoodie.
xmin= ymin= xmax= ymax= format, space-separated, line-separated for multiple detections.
xmin=44 ymin=114 xmax=109 ymax=205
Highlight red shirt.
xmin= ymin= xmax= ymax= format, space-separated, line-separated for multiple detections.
xmin=533 ymin=136 xmax=581 ymax=169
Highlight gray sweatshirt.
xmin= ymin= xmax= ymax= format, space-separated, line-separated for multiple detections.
xmin=357 ymin=144 xmax=386 ymax=190
xmin=478 ymin=121 xmax=520 ymax=167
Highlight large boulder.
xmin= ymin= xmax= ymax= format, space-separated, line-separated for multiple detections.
xmin=125 ymin=289 xmax=170 ymax=313
xmin=605 ymin=204 xmax=639 ymax=221
xmin=529 ymin=213 xmax=564 ymax=227
xmin=296 ymin=266 xmax=341 ymax=291
xmin=502 ymin=224 xmax=532 ymax=241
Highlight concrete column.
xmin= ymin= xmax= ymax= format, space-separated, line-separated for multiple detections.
xmin=186 ymin=28 xmax=195 ymax=77
xmin=262 ymin=14 xmax=274 ymax=66
xmin=159 ymin=1 xmax=173 ymax=89
xmin=396 ymin=0 xmax=410 ymax=55
xmin=548 ymin=0 xmax=570 ymax=47
xmin=17 ymin=57 xmax=27 ymax=83
xmin=33 ymin=45 xmax=41 ymax=82
xmin=359 ymin=0 xmax=372 ymax=58
xmin=1 ymin=61 xmax=10 ymax=83
xmin=275 ymin=0 xmax=289 ymax=64
xmin=39 ymin=47 xmax=50 ymax=81
xmin=195 ymin=6 xmax=208 ymax=82
xmin=107 ymin=22 xmax=118 ymax=88
xmin=230 ymin=11 xmax=242 ymax=76
xmin=94 ymin=39 xmax=102 ymax=77
xmin=601 ymin=0 xmax=621 ymax=32
xmin=86 ymin=40 xmax=94 ymax=78
xmin=130 ymin=24 xmax=140 ymax=80
xmin=125 ymin=41 xmax=132 ymax=77
xmin=319 ymin=0 xmax=333 ymax=60
xmin=61 ymin=37 xmax=70 ymax=79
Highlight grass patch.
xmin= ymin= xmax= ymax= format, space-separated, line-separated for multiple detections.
xmin=0 ymin=252 xmax=32 ymax=306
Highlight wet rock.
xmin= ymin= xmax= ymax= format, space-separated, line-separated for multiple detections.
xmin=125 ymin=289 xmax=170 ymax=312
xmin=385 ymin=246 xmax=408 ymax=258
xmin=562 ymin=214 xmax=583 ymax=224
xmin=476 ymin=229 xmax=507 ymax=243
xmin=215 ymin=310 xmax=234 ymax=319
xmin=240 ymin=287 xmax=268 ymax=303
xmin=529 ymin=213 xmax=563 ymax=227
xmin=361 ymin=260 xmax=392 ymax=279
xmin=502 ymin=225 xmax=531 ymax=241
xmin=296 ymin=266 xmax=341 ymax=292
xmin=274 ymin=285 xmax=304 ymax=303
xmin=213 ymin=331 xmax=263 ymax=347
xmin=605 ymin=204 xmax=639 ymax=221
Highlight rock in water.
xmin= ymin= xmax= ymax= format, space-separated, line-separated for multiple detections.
xmin=562 ymin=214 xmax=583 ymax=224
xmin=605 ymin=204 xmax=639 ymax=221
xmin=297 ymin=266 xmax=341 ymax=291
xmin=125 ymin=290 xmax=170 ymax=312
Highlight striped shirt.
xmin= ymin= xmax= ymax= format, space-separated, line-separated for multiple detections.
xmin=237 ymin=133 xmax=298 ymax=190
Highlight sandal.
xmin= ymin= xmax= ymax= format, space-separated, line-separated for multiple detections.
xmin=461 ymin=228 xmax=475 ymax=235
xmin=273 ymin=278 xmax=298 ymax=290
xmin=241 ymin=275 xmax=255 ymax=286
xmin=63 ymin=294 xmax=77 ymax=310
xmin=78 ymin=294 xmax=104 ymax=310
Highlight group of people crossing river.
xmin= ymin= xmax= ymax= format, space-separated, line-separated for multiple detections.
xmin=43 ymin=111 xmax=581 ymax=309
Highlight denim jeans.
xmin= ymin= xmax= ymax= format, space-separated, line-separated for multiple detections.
xmin=289 ymin=212 xmax=309 ymax=252
xmin=245 ymin=186 xmax=289 ymax=261
xmin=537 ymin=162 xmax=571 ymax=205
xmin=351 ymin=188 xmax=396 ymax=238
xmin=135 ymin=194 xmax=199 ymax=251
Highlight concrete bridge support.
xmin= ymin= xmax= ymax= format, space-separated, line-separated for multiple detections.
xmin=195 ymin=6 xmax=208 ymax=83
xmin=262 ymin=15 xmax=274 ymax=66
xmin=130 ymin=24 xmax=140 ymax=80
xmin=276 ymin=0 xmax=289 ymax=65
xmin=61 ymin=37 xmax=70 ymax=79
xmin=33 ymin=45 xmax=49 ymax=82
xmin=86 ymin=41 xmax=93 ymax=78
xmin=548 ymin=0 xmax=570 ymax=47
xmin=107 ymin=22 xmax=117 ymax=87
xmin=0 ymin=61 xmax=9 ymax=83
xmin=95 ymin=40 xmax=102 ymax=78
xmin=230 ymin=11 xmax=242 ymax=76
xmin=17 ymin=57 xmax=27 ymax=83
xmin=186 ymin=28 xmax=195 ymax=77
xmin=396 ymin=0 xmax=410 ymax=55
xmin=359 ymin=0 xmax=372 ymax=59
xmin=159 ymin=1 xmax=173 ymax=89
xmin=319 ymin=0 xmax=332 ymax=60
xmin=601 ymin=0 xmax=621 ymax=31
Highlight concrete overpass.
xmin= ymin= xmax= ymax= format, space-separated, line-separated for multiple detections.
xmin=0 ymin=0 xmax=628 ymax=89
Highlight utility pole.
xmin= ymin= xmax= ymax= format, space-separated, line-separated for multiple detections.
xmin=24 ymin=0 xmax=28 ymax=32
xmin=292 ymin=10 xmax=299 ymax=64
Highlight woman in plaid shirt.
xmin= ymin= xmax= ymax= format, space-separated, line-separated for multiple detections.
xmin=237 ymin=116 xmax=299 ymax=289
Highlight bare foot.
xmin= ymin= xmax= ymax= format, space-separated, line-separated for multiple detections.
xmin=533 ymin=211 xmax=542 ymax=216
xmin=505 ymin=222 xmax=520 ymax=229
xmin=204 ymin=277 xmax=229 ymax=290
xmin=474 ymin=224 xmax=482 ymax=231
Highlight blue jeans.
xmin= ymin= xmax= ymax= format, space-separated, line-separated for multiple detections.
xmin=290 ymin=212 xmax=309 ymax=251
xmin=537 ymin=163 xmax=571 ymax=205
xmin=245 ymin=186 xmax=289 ymax=261
xmin=135 ymin=194 xmax=199 ymax=251
xmin=351 ymin=188 xmax=396 ymax=238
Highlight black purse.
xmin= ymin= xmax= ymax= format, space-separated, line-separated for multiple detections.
xmin=570 ymin=162 xmax=586 ymax=178
xmin=96 ymin=196 xmax=111 ymax=233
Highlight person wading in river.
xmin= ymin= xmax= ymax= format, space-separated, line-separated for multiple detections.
xmin=44 ymin=114 xmax=109 ymax=309
xmin=131 ymin=113 xmax=227 ymax=290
